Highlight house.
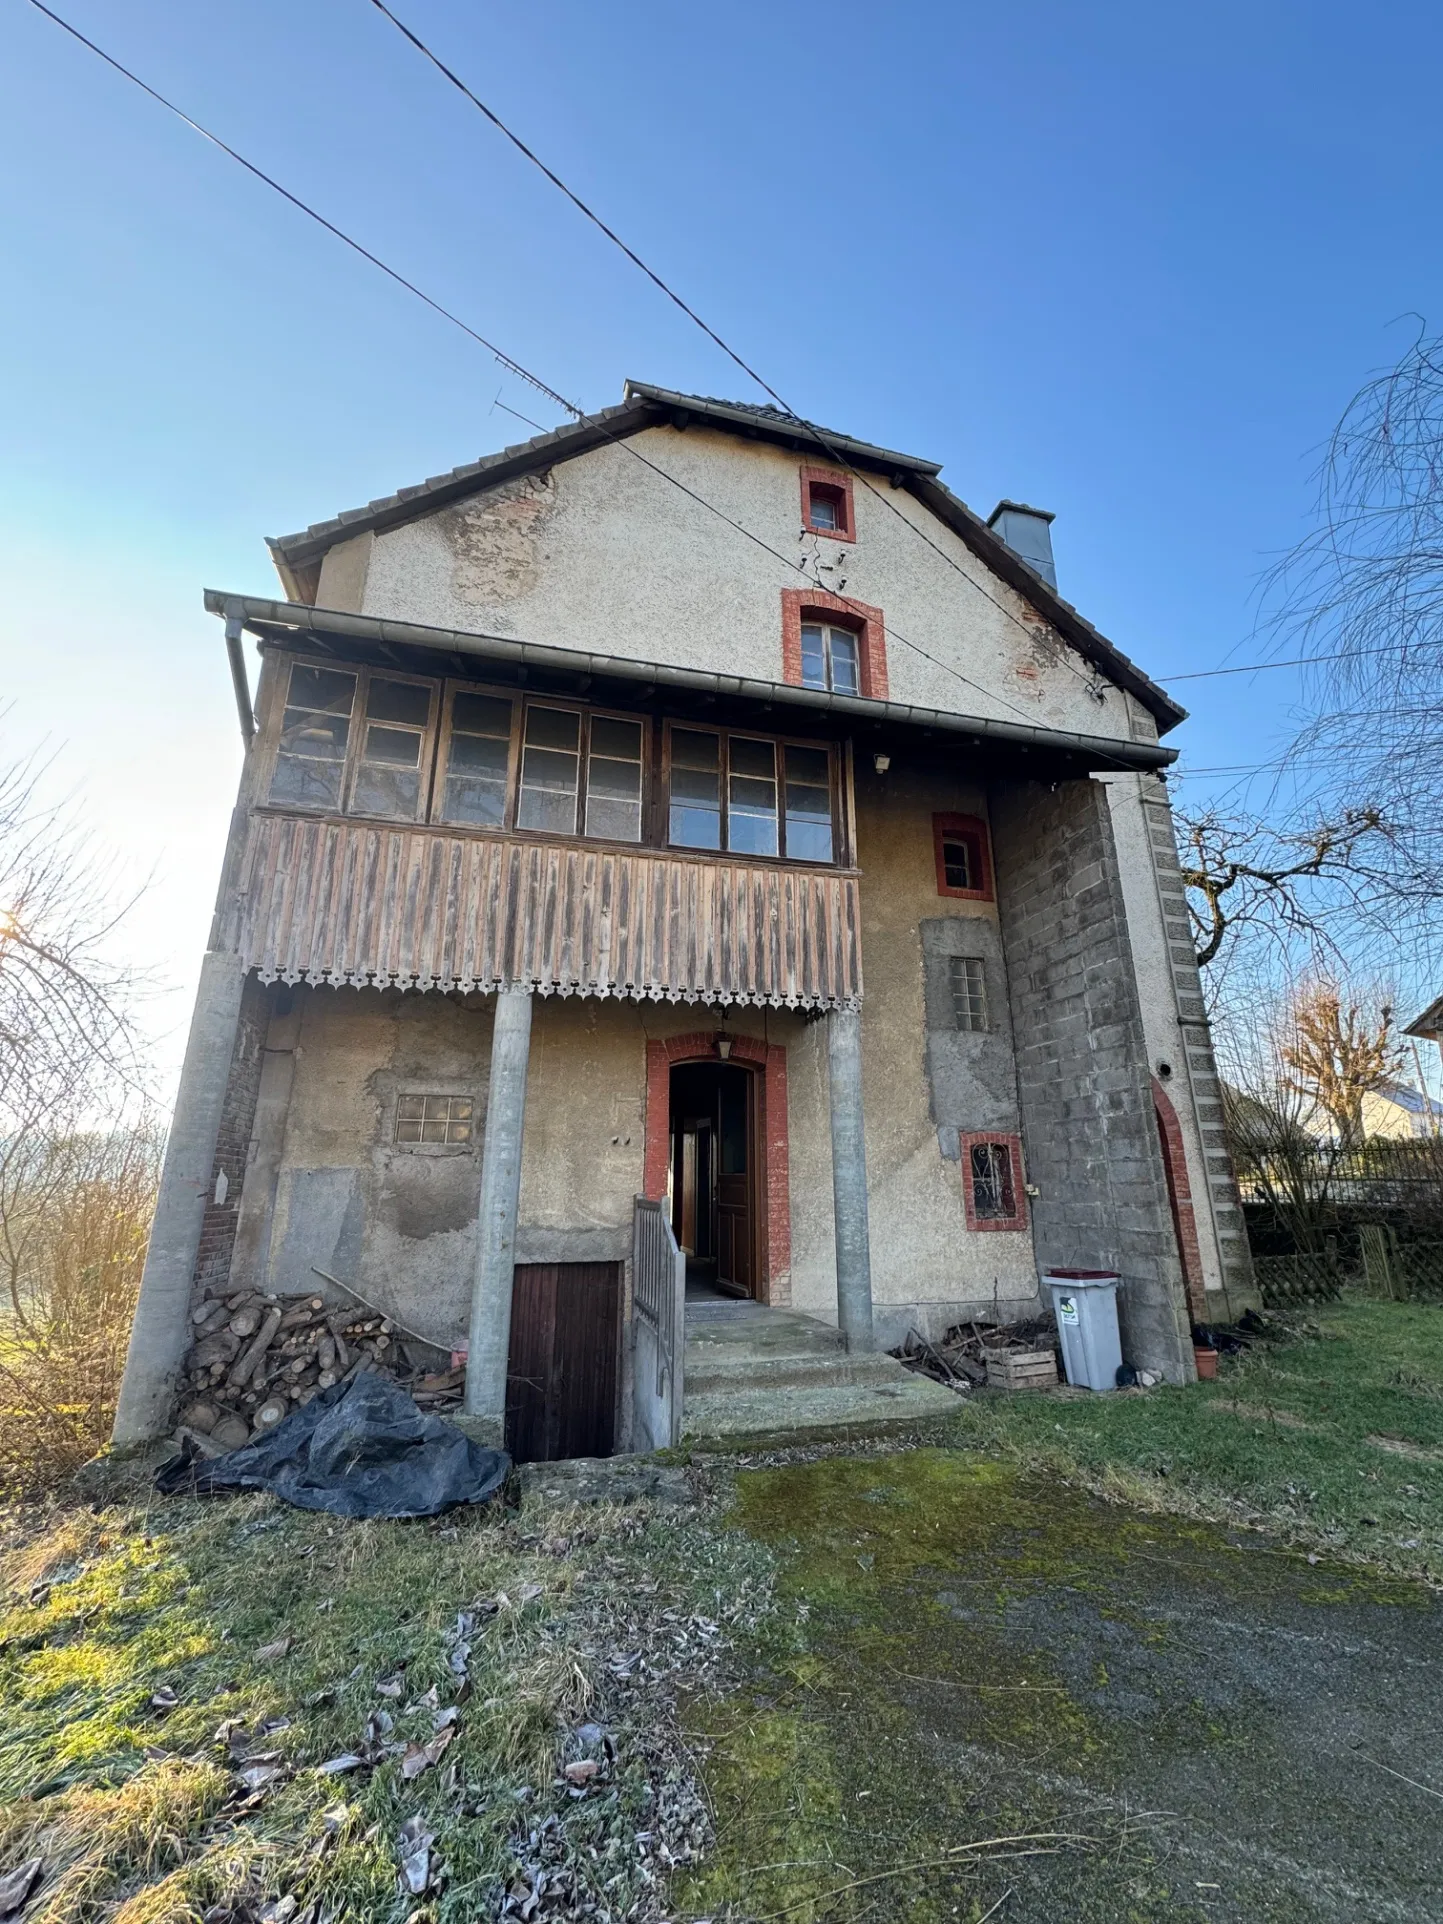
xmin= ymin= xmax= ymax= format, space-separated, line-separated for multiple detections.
xmin=113 ymin=382 xmax=1254 ymax=1459
xmin=1360 ymin=1081 xmax=1443 ymax=1142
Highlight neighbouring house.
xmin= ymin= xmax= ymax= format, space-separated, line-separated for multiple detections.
xmin=1360 ymin=1081 xmax=1443 ymax=1142
xmin=114 ymin=382 xmax=1253 ymax=1460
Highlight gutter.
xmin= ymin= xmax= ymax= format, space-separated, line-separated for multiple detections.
xmin=206 ymin=590 xmax=1178 ymax=773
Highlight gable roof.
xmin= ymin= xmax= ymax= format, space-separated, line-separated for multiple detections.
xmin=1405 ymin=995 xmax=1443 ymax=1042
xmin=267 ymin=381 xmax=1186 ymax=733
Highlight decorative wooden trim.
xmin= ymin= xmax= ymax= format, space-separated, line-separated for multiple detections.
xmin=959 ymin=1131 xmax=1028 ymax=1233
xmin=780 ymin=588 xmax=888 ymax=700
xmin=227 ymin=815 xmax=863 ymax=1011
xmin=932 ymin=812 xmax=994 ymax=902
xmin=799 ymin=463 xmax=855 ymax=543
xmin=643 ymin=1031 xmax=790 ymax=1304
xmin=1153 ymin=1077 xmax=1206 ymax=1314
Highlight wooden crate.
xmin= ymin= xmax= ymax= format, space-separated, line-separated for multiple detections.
xmin=986 ymin=1348 xmax=1058 ymax=1392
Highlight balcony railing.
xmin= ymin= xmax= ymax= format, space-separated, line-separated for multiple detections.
xmin=223 ymin=811 xmax=862 ymax=1010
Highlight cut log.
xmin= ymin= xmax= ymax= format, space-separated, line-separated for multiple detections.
xmin=317 ymin=1335 xmax=336 ymax=1372
xmin=253 ymin=1396 xmax=289 ymax=1430
xmin=210 ymin=1413 xmax=250 ymax=1450
xmin=180 ymin=1398 xmax=220 ymax=1433
xmin=190 ymin=1330 xmax=241 ymax=1369
xmin=228 ymin=1306 xmax=262 ymax=1339
xmin=227 ymin=1305 xmax=283 ymax=1390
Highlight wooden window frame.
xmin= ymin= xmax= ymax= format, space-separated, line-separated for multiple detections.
xmin=959 ymin=1132 xmax=1028 ymax=1233
xmin=259 ymin=653 xmax=850 ymax=868
xmin=800 ymin=464 xmax=855 ymax=543
xmin=933 ymin=812 xmax=994 ymax=902
xmin=661 ymin=721 xmax=842 ymax=865
xmin=947 ymin=954 xmax=989 ymax=1033
xmin=781 ymin=589 xmax=888 ymax=700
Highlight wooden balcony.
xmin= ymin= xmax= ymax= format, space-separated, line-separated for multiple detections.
xmin=224 ymin=811 xmax=863 ymax=1010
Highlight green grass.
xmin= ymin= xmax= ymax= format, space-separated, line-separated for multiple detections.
xmin=944 ymin=1299 xmax=1443 ymax=1582
xmin=0 ymin=1480 xmax=777 ymax=1923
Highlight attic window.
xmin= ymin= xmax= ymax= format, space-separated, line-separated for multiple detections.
xmin=933 ymin=814 xmax=994 ymax=902
xmin=800 ymin=465 xmax=855 ymax=542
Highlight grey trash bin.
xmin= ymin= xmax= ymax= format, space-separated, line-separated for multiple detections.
xmin=1043 ymin=1269 xmax=1122 ymax=1392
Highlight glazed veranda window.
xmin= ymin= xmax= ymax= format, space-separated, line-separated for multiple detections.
xmin=266 ymin=658 xmax=841 ymax=863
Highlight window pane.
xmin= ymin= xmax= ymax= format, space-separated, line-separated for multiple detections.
xmin=809 ymin=491 xmax=839 ymax=530
xmin=287 ymin=665 xmax=356 ymax=715
xmin=366 ymin=678 xmax=430 ymax=727
xmin=828 ymin=628 xmax=859 ymax=694
xmin=364 ymin=724 xmax=422 ymax=767
xmin=442 ymin=694 xmax=511 ymax=827
xmin=271 ymin=665 xmax=357 ymax=807
xmin=669 ymin=729 xmax=721 ymax=849
xmin=352 ymin=764 xmax=421 ymax=817
xmin=784 ymin=744 xmax=833 ymax=862
xmin=800 ymin=623 xmax=827 ymax=689
xmin=585 ymin=716 xmax=643 ymax=842
xmin=949 ymin=955 xmax=987 ymax=1032
xmin=942 ymin=837 xmax=973 ymax=891
xmin=518 ymin=706 xmax=580 ymax=833
xmin=727 ymin=737 xmax=778 ymax=857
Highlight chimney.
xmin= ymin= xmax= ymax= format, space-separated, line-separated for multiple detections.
xmin=987 ymin=501 xmax=1057 ymax=590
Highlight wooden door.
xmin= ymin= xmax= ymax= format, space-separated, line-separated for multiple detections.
xmin=716 ymin=1068 xmax=754 ymax=1294
xmin=506 ymin=1261 xmax=621 ymax=1464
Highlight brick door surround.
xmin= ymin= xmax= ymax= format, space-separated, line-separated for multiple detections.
xmin=643 ymin=1031 xmax=791 ymax=1305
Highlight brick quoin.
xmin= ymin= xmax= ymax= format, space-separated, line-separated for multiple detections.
xmin=191 ymin=972 xmax=270 ymax=1302
xmin=644 ymin=1030 xmax=790 ymax=1306
xmin=1152 ymin=1076 xmax=1206 ymax=1317
xmin=780 ymin=588 xmax=888 ymax=700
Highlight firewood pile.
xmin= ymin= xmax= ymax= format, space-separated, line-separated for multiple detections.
xmin=176 ymin=1290 xmax=465 ymax=1451
xmin=892 ymin=1315 xmax=1060 ymax=1393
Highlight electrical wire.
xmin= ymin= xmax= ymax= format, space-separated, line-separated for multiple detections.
xmin=1154 ymin=641 xmax=1423 ymax=683
xmin=25 ymin=0 xmax=1149 ymax=766
xmin=362 ymin=0 xmax=1137 ymax=717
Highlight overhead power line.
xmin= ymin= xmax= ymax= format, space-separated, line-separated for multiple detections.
xmin=363 ymin=0 xmax=1130 ymax=715
xmin=1155 ymin=641 xmax=1418 ymax=683
xmin=26 ymin=0 xmax=1147 ymax=767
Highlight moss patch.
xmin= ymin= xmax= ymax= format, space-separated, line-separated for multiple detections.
xmin=679 ymin=1449 xmax=1439 ymax=1924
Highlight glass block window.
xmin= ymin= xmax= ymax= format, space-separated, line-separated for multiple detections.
xmin=395 ymin=1094 xmax=474 ymax=1145
xmin=948 ymin=955 xmax=988 ymax=1032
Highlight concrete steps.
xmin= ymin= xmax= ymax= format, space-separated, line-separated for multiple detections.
xmin=681 ymin=1302 xmax=960 ymax=1442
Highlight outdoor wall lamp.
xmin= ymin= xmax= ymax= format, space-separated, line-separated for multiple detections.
xmin=873 ymin=753 xmax=891 ymax=774
xmin=716 ymin=1035 xmax=733 ymax=1060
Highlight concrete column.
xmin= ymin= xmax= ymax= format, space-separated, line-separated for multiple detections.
xmin=463 ymin=985 xmax=534 ymax=1443
xmin=112 ymin=951 xmax=248 ymax=1446
xmin=827 ymin=1003 xmax=874 ymax=1350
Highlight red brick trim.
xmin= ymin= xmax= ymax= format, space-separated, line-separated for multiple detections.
xmin=1153 ymin=1077 xmax=1206 ymax=1315
xmin=780 ymin=588 xmax=888 ymax=700
xmin=932 ymin=813 xmax=995 ymax=902
xmin=959 ymin=1131 xmax=1028 ymax=1232
xmin=800 ymin=463 xmax=855 ymax=542
xmin=643 ymin=1031 xmax=791 ymax=1305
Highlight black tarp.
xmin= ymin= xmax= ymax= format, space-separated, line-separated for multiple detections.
xmin=155 ymin=1372 xmax=509 ymax=1518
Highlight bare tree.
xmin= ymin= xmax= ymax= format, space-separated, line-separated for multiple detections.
xmin=1279 ymin=979 xmax=1401 ymax=1147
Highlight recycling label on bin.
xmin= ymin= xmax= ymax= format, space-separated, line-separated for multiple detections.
xmin=1056 ymin=1294 xmax=1079 ymax=1324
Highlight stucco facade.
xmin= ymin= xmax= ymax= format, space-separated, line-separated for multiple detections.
xmin=114 ymin=384 xmax=1252 ymax=1452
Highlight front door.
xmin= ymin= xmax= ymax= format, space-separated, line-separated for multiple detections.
xmin=669 ymin=1061 xmax=755 ymax=1296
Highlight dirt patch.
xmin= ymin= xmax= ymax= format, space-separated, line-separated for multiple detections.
xmin=1367 ymin=1434 xmax=1443 ymax=1462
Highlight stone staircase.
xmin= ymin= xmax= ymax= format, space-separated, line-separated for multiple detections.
xmin=682 ymin=1300 xmax=960 ymax=1441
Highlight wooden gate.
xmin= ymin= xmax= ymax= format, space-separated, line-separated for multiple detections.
xmin=506 ymin=1262 xmax=621 ymax=1464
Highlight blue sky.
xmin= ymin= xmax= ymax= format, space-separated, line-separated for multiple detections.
xmin=3 ymin=0 xmax=1440 ymax=1087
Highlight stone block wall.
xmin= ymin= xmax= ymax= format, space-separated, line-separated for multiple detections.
xmin=989 ymin=777 xmax=1194 ymax=1379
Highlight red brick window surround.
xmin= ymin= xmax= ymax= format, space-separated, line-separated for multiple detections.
xmin=781 ymin=589 xmax=888 ymax=700
xmin=643 ymin=1032 xmax=791 ymax=1305
xmin=960 ymin=1132 xmax=1028 ymax=1233
xmin=933 ymin=813 xmax=994 ymax=902
xmin=800 ymin=464 xmax=855 ymax=542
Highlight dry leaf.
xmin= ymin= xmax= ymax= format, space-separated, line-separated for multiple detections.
xmin=375 ymin=1674 xmax=405 ymax=1698
xmin=0 ymin=1858 xmax=44 ymax=1918
xmin=237 ymin=1762 xmax=284 ymax=1791
xmin=255 ymin=1636 xmax=295 ymax=1664
xmin=150 ymin=1685 xmax=179 ymax=1712
xmin=563 ymin=1759 xmax=600 ymax=1785
xmin=316 ymin=1754 xmax=365 ymax=1775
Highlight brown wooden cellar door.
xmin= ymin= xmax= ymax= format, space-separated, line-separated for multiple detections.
xmin=505 ymin=1262 xmax=621 ymax=1464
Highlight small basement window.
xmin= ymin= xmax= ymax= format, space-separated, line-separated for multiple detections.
xmin=395 ymin=1094 xmax=474 ymax=1145
xmin=933 ymin=814 xmax=994 ymax=901
xmin=960 ymin=1133 xmax=1027 ymax=1231
xmin=948 ymin=955 xmax=988 ymax=1031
